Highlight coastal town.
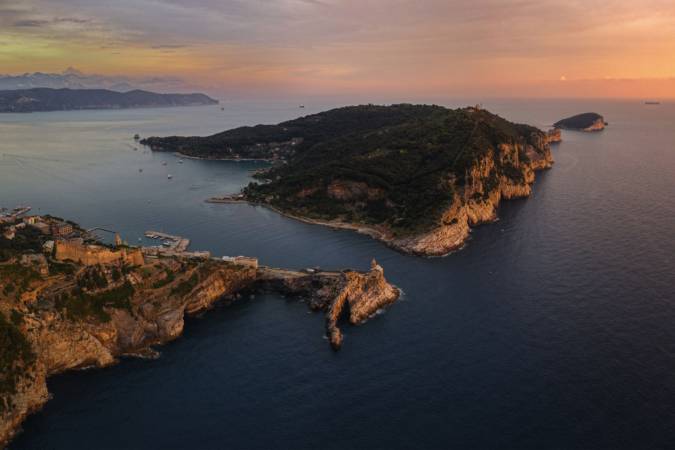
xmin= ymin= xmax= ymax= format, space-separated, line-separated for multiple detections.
xmin=0 ymin=205 xmax=258 ymax=269
xmin=0 ymin=204 xmax=400 ymax=446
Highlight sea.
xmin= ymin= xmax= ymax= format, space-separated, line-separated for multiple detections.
xmin=2 ymin=98 xmax=675 ymax=449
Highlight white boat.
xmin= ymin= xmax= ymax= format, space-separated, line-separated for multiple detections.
xmin=178 ymin=159 xmax=183 ymax=164
xmin=167 ymin=174 xmax=173 ymax=179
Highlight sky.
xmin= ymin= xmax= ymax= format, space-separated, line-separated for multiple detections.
xmin=2 ymin=0 xmax=675 ymax=99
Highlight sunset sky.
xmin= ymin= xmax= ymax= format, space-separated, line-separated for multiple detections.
xmin=2 ymin=0 xmax=675 ymax=98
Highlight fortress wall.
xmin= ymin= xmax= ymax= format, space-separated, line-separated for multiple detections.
xmin=54 ymin=241 xmax=144 ymax=266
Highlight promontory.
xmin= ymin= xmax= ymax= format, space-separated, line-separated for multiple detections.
xmin=143 ymin=104 xmax=556 ymax=256
xmin=0 ymin=214 xmax=399 ymax=446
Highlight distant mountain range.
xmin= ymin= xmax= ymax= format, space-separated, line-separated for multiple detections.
xmin=0 ymin=68 xmax=188 ymax=92
xmin=0 ymin=88 xmax=218 ymax=113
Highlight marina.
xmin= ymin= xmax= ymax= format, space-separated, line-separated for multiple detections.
xmin=144 ymin=230 xmax=190 ymax=252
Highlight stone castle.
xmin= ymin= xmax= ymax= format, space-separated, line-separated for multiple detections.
xmin=54 ymin=239 xmax=144 ymax=267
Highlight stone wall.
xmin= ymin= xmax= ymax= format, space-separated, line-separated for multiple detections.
xmin=54 ymin=240 xmax=144 ymax=266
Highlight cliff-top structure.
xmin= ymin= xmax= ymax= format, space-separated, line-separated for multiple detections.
xmin=144 ymin=104 xmax=555 ymax=256
xmin=0 ymin=215 xmax=399 ymax=446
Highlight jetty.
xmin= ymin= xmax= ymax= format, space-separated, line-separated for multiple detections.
xmin=0 ymin=205 xmax=32 ymax=223
xmin=205 ymin=194 xmax=246 ymax=204
xmin=145 ymin=231 xmax=190 ymax=252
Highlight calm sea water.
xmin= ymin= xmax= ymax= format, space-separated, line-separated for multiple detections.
xmin=3 ymin=99 xmax=675 ymax=449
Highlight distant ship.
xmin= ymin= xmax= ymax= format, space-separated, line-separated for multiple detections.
xmin=299 ymin=105 xmax=305 ymax=108
xmin=645 ymin=101 xmax=661 ymax=105
xmin=178 ymin=159 xmax=183 ymax=164
xmin=167 ymin=174 xmax=173 ymax=179
xmin=162 ymin=161 xmax=167 ymax=166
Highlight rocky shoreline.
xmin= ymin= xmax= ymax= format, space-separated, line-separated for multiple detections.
xmin=212 ymin=136 xmax=554 ymax=257
xmin=0 ymin=228 xmax=399 ymax=446
xmin=175 ymin=151 xmax=276 ymax=162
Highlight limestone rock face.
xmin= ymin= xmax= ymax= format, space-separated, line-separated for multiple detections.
xmin=0 ymin=260 xmax=256 ymax=446
xmin=388 ymin=140 xmax=553 ymax=256
xmin=546 ymin=128 xmax=562 ymax=143
xmin=255 ymin=263 xmax=400 ymax=351
xmin=324 ymin=260 xmax=400 ymax=350
xmin=247 ymin=129 xmax=554 ymax=258
xmin=1 ymin=255 xmax=398 ymax=446
xmin=583 ymin=118 xmax=606 ymax=132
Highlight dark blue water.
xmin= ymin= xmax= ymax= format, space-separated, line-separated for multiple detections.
xmin=4 ymin=100 xmax=675 ymax=449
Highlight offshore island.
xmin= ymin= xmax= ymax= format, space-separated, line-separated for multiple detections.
xmin=0 ymin=208 xmax=399 ymax=446
xmin=143 ymin=104 xmax=557 ymax=256
xmin=554 ymin=112 xmax=607 ymax=132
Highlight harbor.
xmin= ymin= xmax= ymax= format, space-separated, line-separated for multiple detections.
xmin=144 ymin=231 xmax=190 ymax=252
xmin=0 ymin=206 xmax=31 ymax=223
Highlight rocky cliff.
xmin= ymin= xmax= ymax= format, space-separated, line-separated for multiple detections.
xmin=0 ymin=250 xmax=398 ymax=446
xmin=324 ymin=260 xmax=400 ymax=349
xmin=546 ymin=128 xmax=562 ymax=143
xmin=0 ymin=258 xmax=256 ymax=445
xmin=387 ymin=139 xmax=553 ymax=256
xmin=256 ymin=260 xmax=400 ymax=349
xmin=246 ymin=127 xmax=553 ymax=257
xmin=232 ymin=104 xmax=555 ymax=256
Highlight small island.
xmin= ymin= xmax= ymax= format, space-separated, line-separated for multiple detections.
xmin=0 ymin=88 xmax=218 ymax=113
xmin=0 ymin=210 xmax=399 ymax=446
xmin=143 ymin=104 xmax=556 ymax=256
xmin=554 ymin=112 xmax=606 ymax=132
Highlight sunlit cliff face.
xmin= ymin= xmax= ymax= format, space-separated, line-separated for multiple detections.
xmin=2 ymin=0 xmax=675 ymax=98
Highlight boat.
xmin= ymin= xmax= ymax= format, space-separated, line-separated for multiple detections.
xmin=139 ymin=168 xmax=143 ymax=173
xmin=167 ymin=174 xmax=173 ymax=179
xmin=645 ymin=101 xmax=661 ymax=105
xmin=178 ymin=159 xmax=183 ymax=164
xmin=133 ymin=134 xmax=140 ymax=140
xmin=299 ymin=105 xmax=305 ymax=108
xmin=221 ymin=107 xmax=225 ymax=111
xmin=162 ymin=161 xmax=167 ymax=166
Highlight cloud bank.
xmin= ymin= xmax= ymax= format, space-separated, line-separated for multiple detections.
xmin=2 ymin=0 xmax=675 ymax=97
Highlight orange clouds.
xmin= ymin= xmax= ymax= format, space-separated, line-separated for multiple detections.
xmin=3 ymin=0 xmax=675 ymax=98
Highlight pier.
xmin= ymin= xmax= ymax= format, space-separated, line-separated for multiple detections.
xmin=205 ymin=194 xmax=246 ymax=204
xmin=0 ymin=205 xmax=32 ymax=223
xmin=144 ymin=230 xmax=190 ymax=252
